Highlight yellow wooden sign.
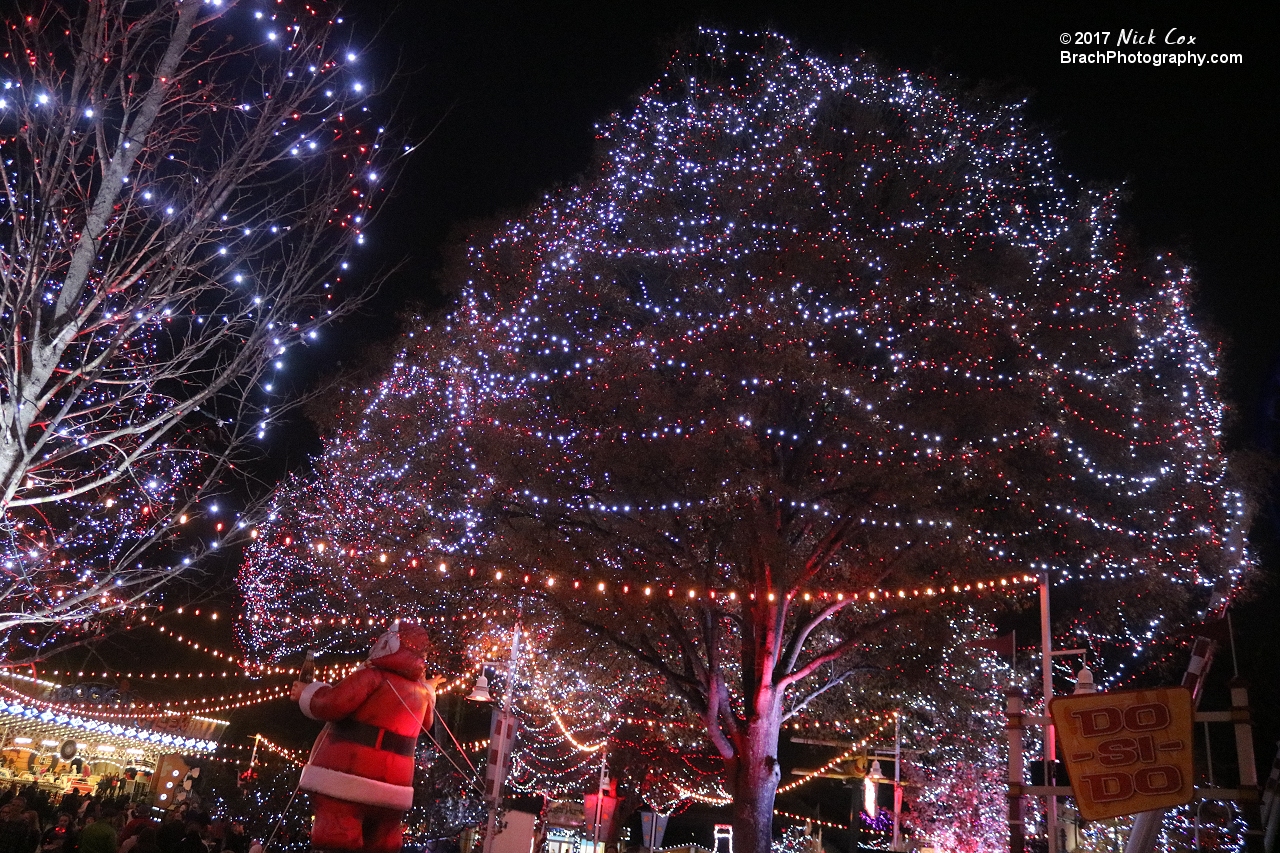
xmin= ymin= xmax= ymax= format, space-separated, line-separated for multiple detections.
xmin=1049 ymin=686 xmax=1194 ymax=821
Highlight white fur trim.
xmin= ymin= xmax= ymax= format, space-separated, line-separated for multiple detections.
xmin=368 ymin=630 xmax=400 ymax=660
xmin=299 ymin=763 xmax=413 ymax=810
xmin=298 ymin=681 xmax=330 ymax=721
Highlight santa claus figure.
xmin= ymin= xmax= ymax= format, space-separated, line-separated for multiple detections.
xmin=290 ymin=622 xmax=441 ymax=852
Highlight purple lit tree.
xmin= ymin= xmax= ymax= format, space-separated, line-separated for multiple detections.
xmin=239 ymin=31 xmax=1250 ymax=853
xmin=0 ymin=0 xmax=397 ymax=657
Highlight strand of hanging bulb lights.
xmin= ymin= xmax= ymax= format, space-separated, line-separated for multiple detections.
xmin=14 ymin=643 xmax=921 ymax=818
xmin=238 ymin=560 xmax=1040 ymax=614
xmin=244 ymin=735 xmax=307 ymax=767
xmin=491 ymin=620 xmax=908 ymax=809
xmin=0 ymin=665 xmax=295 ymax=717
xmin=774 ymin=810 xmax=885 ymax=833
xmin=17 ymin=610 xmax=694 ymax=731
xmin=12 ymin=618 xmax=751 ymax=740
xmin=0 ymin=679 xmax=290 ymax=718
xmin=776 ymin=717 xmax=897 ymax=795
xmin=628 ymin=714 xmax=905 ymax=814
xmin=237 ymin=543 xmax=1047 ymax=673
xmin=8 ymin=627 xmax=1173 ymax=800
xmin=108 ymin=608 xmax=979 ymax=808
xmin=115 ymin=603 xmax=503 ymax=683
xmin=198 ymin=753 xmax=293 ymax=771
xmin=202 ymin=737 xmax=308 ymax=770
xmin=89 ymin=602 xmax=475 ymax=681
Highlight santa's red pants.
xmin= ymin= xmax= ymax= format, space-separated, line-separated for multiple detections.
xmin=310 ymin=792 xmax=405 ymax=852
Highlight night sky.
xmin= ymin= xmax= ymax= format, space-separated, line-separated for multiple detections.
xmin=338 ymin=0 xmax=1273 ymax=425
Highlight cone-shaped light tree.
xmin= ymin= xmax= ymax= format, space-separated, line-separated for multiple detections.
xmin=240 ymin=31 xmax=1251 ymax=853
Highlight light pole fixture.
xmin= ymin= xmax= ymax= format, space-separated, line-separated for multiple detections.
xmin=467 ymin=673 xmax=494 ymax=703
xmin=480 ymin=611 xmax=524 ymax=853
xmin=1072 ymin=664 xmax=1096 ymax=695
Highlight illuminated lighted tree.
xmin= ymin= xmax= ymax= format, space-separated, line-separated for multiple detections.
xmin=0 ymin=0 xmax=395 ymax=657
xmin=240 ymin=31 xmax=1251 ymax=853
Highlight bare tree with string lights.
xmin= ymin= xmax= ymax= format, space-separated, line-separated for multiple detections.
xmin=239 ymin=31 xmax=1252 ymax=853
xmin=0 ymin=0 xmax=399 ymax=659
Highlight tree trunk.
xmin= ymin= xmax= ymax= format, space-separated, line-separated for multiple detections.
xmin=727 ymin=693 xmax=783 ymax=853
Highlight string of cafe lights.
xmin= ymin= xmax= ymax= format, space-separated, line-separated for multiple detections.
xmin=246 ymin=735 xmax=308 ymax=767
xmin=772 ymin=811 xmax=889 ymax=834
xmin=0 ymin=679 xmax=290 ymax=718
xmin=131 ymin=604 xmax=520 ymax=689
xmin=240 ymin=558 xmax=1040 ymax=612
xmin=667 ymin=714 xmax=896 ymax=808
xmin=1 ymin=666 xmax=294 ymax=717
xmin=203 ymin=736 xmax=308 ymax=770
xmin=199 ymin=754 xmax=290 ymax=771
xmin=776 ymin=717 xmax=896 ymax=795
xmin=785 ymin=712 xmax=895 ymax=736
xmin=44 ymin=669 xmax=263 ymax=681
xmin=458 ymin=738 xmax=490 ymax=753
xmin=85 ymin=596 xmax=1008 ymax=815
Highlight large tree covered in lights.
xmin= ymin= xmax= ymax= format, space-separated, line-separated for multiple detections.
xmin=0 ymin=0 xmax=394 ymax=657
xmin=240 ymin=32 xmax=1251 ymax=853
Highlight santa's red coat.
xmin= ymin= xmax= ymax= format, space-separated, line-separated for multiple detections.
xmin=297 ymin=645 xmax=435 ymax=810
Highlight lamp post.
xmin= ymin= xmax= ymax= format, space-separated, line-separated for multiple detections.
xmin=589 ymin=750 xmax=610 ymax=853
xmin=472 ymin=618 xmax=523 ymax=853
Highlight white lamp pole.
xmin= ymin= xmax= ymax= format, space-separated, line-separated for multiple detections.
xmin=481 ymin=617 xmax=522 ymax=853
xmin=591 ymin=749 xmax=610 ymax=853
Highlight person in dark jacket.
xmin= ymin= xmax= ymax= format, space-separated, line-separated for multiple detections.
xmin=38 ymin=813 xmax=74 ymax=853
xmin=58 ymin=793 xmax=82 ymax=821
xmin=221 ymin=823 xmax=247 ymax=853
xmin=172 ymin=824 xmax=206 ymax=853
xmin=154 ymin=815 xmax=186 ymax=853
xmin=118 ymin=808 xmax=150 ymax=847
xmin=0 ymin=797 xmax=30 ymax=853
xmin=0 ymin=801 xmax=37 ymax=853
xmin=130 ymin=826 xmax=160 ymax=853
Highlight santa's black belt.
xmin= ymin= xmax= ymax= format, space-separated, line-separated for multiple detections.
xmin=329 ymin=719 xmax=418 ymax=757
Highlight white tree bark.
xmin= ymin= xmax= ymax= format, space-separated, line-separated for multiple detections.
xmin=0 ymin=0 xmax=397 ymax=653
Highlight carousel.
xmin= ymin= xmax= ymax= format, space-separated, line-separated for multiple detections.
xmin=0 ymin=670 xmax=225 ymax=802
